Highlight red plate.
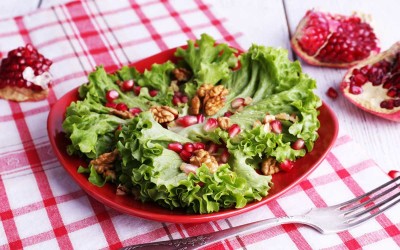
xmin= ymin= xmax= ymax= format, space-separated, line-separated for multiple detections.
xmin=47 ymin=47 xmax=339 ymax=224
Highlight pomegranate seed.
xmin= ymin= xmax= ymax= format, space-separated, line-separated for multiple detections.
xmin=129 ymin=107 xmax=142 ymax=116
xmin=26 ymin=44 xmax=35 ymax=52
xmin=172 ymin=96 xmax=181 ymax=106
xmin=121 ymin=80 xmax=134 ymax=92
xmin=326 ymin=87 xmax=338 ymax=99
xmin=116 ymin=102 xmax=128 ymax=111
xmin=193 ymin=142 xmax=206 ymax=150
xmin=179 ymin=150 xmax=192 ymax=162
xmin=168 ymin=142 xmax=183 ymax=153
xmin=380 ymin=99 xmax=394 ymax=110
xmin=279 ymin=160 xmax=294 ymax=172
xmin=394 ymin=99 xmax=400 ymax=107
xmin=180 ymin=163 xmax=198 ymax=175
xmin=220 ymin=149 xmax=230 ymax=163
xmin=231 ymin=98 xmax=244 ymax=109
xmin=207 ymin=143 xmax=219 ymax=154
xmin=353 ymin=73 xmax=368 ymax=86
xmin=176 ymin=115 xmax=198 ymax=127
xmin=387 ymin=88 xmax=397 ymax=97
xmin=270 ymin=120 xmax=282 ymax=134
xmin=149 ymin=89 xmax=158 ymax=97
xmin=203 ymin=118 xmax=218 ymax=131
xmin=224 ymin=111 xmax=233 ymax=117
xmin=349 ymin=85 xmax=363 ymax=95
xmin=180 ymin=95 xmax=189 ymax=103
xmin=382 ymin=82 xmax=392 ymax=89
xmin=360 ymin=65 xmax=369 ymax=75
xmin=388 ymin=170 xmax=400 ymax=179
xmin=106 ymin=89 xmax=119 ymax=102
xmin=133 ymin=86 xmax=141 ymax=96
xmin=292 ymin=139 xmax=305 ymax=150
xmin=196 ymin=114 xmax=205 ymax=123
xmin=228 ymin=124 xmax=241 ymax=138
xmin=183 ymin=143 xmax=194 ymax=153
xmin=105 ymin=102 xmax=117 ymax=109
xmin=116 ymin=124 xmax=122 ymax=131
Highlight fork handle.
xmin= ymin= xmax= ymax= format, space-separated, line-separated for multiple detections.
xmin=120 ymin=215 xmax=307 ymax=250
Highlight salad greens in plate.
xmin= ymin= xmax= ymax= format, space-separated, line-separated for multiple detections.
xmin=62 ymin=34 xmax=321 ymax=214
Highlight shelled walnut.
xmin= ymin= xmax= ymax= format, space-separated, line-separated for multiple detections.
xmin=109 ymin=109 xmax=134 ymax=119
xmin=261 ymin=157 xmax=280 ymax=175
xmin=190 ymin=84 xmax=229 ymax=116
xmin=150 ymin=105 xmax=178 ymax=123
xmin=217 ymin=117 xmax=231 ymax=130
xmin=90 ymin=149 xmax=119 ymax=181
xmin=172 ymin=68 xmax=192 ymax=82
xmin=190 ymin=149 xmax=219 ymax=173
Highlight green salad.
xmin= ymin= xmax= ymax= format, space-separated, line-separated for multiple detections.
xmin=62 ymin=34 xmax=321 ymax=214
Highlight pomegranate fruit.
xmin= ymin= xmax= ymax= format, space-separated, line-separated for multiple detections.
xmin=0 ymin=44 xmax=53 ymax=101
xmin=340 ymin=42 xmax=400 ymax=122
xmin=291 ymin=10 xmax=380 ymax=68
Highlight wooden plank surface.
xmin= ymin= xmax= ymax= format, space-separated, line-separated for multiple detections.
xmin=0 ymin=0 xmax=398 ymax=172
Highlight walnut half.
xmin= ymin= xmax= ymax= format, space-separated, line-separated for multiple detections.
xmin=261 ymin=157 xmax=280 ymax=175
xmin=90 ymin=149 xmax=119 ymax=181
xmin=150 ymin=105 xmax=178 ymax=123
xmin=190 ymin=149 xmax=219 ymax=174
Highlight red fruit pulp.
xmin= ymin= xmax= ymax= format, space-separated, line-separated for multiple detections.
xmin=340 ymin=42 xmax=400 ymax=122
xmin=291 ymin=10 xmax=380 ymax=68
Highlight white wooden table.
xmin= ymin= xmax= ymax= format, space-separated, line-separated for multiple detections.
xmin=1 ymin=0 xmax=399 ymax=172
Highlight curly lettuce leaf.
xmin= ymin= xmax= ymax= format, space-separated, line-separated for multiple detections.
xmin=62 ymin=100 xmax=124 ymax=158
xmin=175 ymin=33 xmax=238 ymax=85
xmin=116 ymin=111 xmax=271 ymax=213
xmin=79 ymin=66 xmax=149 ymax=109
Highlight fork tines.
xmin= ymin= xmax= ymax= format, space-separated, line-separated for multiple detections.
xmin=339 ymin=176 xmax=400 ymax=225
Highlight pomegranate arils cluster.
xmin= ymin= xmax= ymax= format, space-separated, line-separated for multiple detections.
xmin=0 ymin=44 xmax=53 ymax=101
xmin=340 ymin=42 xmax=400 ymax=122
xmin=291 ymin=10 xmax=380 ymax=68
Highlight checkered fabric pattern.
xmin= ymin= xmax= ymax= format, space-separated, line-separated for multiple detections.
xmin=0 ymin=0 xmax=399 ymax=249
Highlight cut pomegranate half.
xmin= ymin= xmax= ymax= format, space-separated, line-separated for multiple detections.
xmin=0 ymin=44 xmax=53 ymax=101
xmin=291 ymin=10 xmax=380 ymax=68
xmin=340 ymin=42 xmax=400 ymax=122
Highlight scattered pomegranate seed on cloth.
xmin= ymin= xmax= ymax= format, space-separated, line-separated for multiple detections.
xmin=326 ymin=87 xmax=339 ymax=99
xmin=388 ymin=170 xmax=400 ymax=179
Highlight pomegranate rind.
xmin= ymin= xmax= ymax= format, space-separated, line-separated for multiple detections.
xmin=0 ymin=85 xmax=48 ymax=102
xmin=291 ymin=10 xmax=380 ymax=68
xmin=340 ymin=42 xmax=400 ymax=122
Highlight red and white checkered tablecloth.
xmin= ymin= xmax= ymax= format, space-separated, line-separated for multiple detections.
xmin=0 ymin=0 xmax=399 ymax=249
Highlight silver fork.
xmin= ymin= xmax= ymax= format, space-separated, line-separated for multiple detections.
xmin=122 ymin=176 xmax=400 ymax=250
